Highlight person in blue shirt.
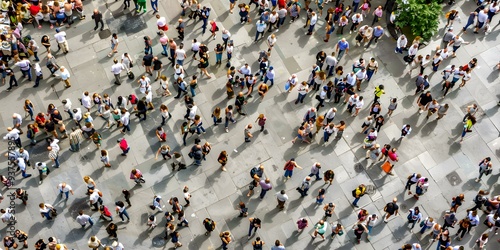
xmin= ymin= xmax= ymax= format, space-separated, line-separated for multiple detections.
xmin=365 ymin=26 xmax=384 ymax=49
xmin=335 ymin=38 xmax=349 ymax=61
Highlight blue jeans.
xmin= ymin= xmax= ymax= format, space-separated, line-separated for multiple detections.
xmin=82 ymin=217 xmax=94 ymax=227
xmin=324 ymin=131 xmax=332 ymax=142
xmin=284 ymin=170 xmax=293 ymax=178
xmin=277 ymin=17 xmax=285 ymax=28
xmin=263 ymin=76 xmax=274 ymax=86
xmin=42 ymin=212 xmax=52 ymax=220
xmin=53 ymin=156 xmax=60 ymax=168
xmin=353 ymin=197 xmax=360 ymax=206
xmin=308 ymin=172 xmax=320 ymax=180
xmin=326 ymin=65 xmax=334 ymax=76
xmin=337 ymin=49 xmax=346 ymax=61
xmin=151 ymin=0 xmax=158 ymax=11
xmin=260 ymin=188 xmax=269 ymax=199
xmin=308 ymin=24 xmax=315 ymax=33
xmin=225 ymin=117 xmax=235 ymax=128
xmin=352 ymin=1 xmax=360 ymax=12
xmin=367 ymin=225 xmax=373 ymax=234
xmin=70 ymin=142 xmax=80 ymax=152
xmin=216 ymin=53 xmax=222 ymax=63
xmin=419 ymin=224 xmax=430 ymax=234
xmin=196 ymin=123 xmax=206 ymax=134
xmin=176 ymin=59 xmax=184 ymax=66
xmin=227 ymin=52 xmax=232 ymax=61
xmin=248 ymin=224 xmax=258 ymax=236
xmin=395 ymin=47 xmax=403 ymax=54
xmin=35 ymin=74 xmax=42 ymax=87
xmin=122 ymin=124 xmax=131 ymax=133
xmin=367 ymin=69 xmax=375 ymax=81
xmin=21 ymin=170 xmax=30 ymax=178
xmin=21 ymin=69 xmax=32 ymax=81
xmin=60 ymin=190 xmax=69 ymax=199
xmin=255 ymin=31 xmax=264 ymax=42
xmin=119 ymin=209 xmax=130 ymax=221
xmin=190 ymin=86 xmax=196 ymax=96
xmin=202 ymin=18 xmax=208 ymax=34
xmin=296 ymin=93 xmax=306 ymax=103
xmin=161 ymin=44 xmax=168 ymax=56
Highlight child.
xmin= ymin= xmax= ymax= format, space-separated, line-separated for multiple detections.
xmin=183 ymin=186 xmax=191 ymax=207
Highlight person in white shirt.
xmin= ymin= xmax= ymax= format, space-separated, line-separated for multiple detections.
xmin=0 ymin=208 xmax=15 ymax=224
xmin=57 ymin=182 xmax=74 ymax=199
xmin=107 ymin=33 xmax=119 ymax=57
xmin=54 ymin=28 xmax=69 ymax=53
xmin=156 ymin=14 xmax=168 ymax=35
xmin=275 ymin=190 xmax=288 ymax=210
xmin=268 ymin=11 xmax=278 ymax=32
xmin=307 ymin=11 xmax=318 ymax=35
xmin=15 ymin=59 xmax=32 ymax=81
xmin=3 ymin=127 xmax=21 ymax=147
xmin=221 ymin=29 xmax=231 ymax=49
xmin=191 ymin=39 xmax=201 ymax=60
xmin=474 ymin=9 xmax=488 ymax=33
xmin=355 ymin=68 xmax=367 ymax=91
xmin=12 ymin=113 xmax=22 ymax=131
xmin=174 ymin=44 xmax=187 ymax=66
xmin=366 ymin=214 xmax=378 ymax=239
xmin=238 ymin=64 xmax=252 ymax=78
xmin=121 ymin=53 xmax=133 ymax=73
xmin=138 ymin=75 xmax=151 ymax=94
xmin=112 ymin=241 xmax=124 ymax=250
xmin=111 ymin=59 xmax=124 ymax=85
xmin=266 ymin=34 xmax=277 ymax=54
xmin=354 ymin=96 xmax=364 ymax=117
xmin=349 ymin=13 xmax=363 ymax=34
xmin=406 ymin=43 xmax=419 ymax=65
xmin=72 ymin=108 xmax=83 ymax=126
xmin=347 ymin=94 xmax=359 ymax=113
xmin=76 ymin=210 xmax=94 ymax=228
xmin=325 ymin=52 xmax=338 ymax=77
xmin=395 ymin=35 xmax=407 ymax=54
xmin=345 ymin=72 xmax=357 ymax=87
xmin=62 ymin=99 xmax=73 ymax=119
xmin=81 ymin=92 xmax=92 ymax=111
xmin=120 ymin=110 xmax=131 ymax=133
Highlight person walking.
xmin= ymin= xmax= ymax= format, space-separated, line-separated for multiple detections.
xmin=203 ymin=218 xmax=216 ymax=236
xmin=311 ymin=220 xmax=328 ymax=241
xmin=282 ymin=158 xmax=302 ymax=180
xmin=407 ymin=207 xmax=422 ymax=230
xmin=476 ymin=157 xmax=493 ymax=182
xmin=220 ymin=231 xmax=232 ymax=250
xmin=76 ymin=210 xmax=94 ymax=228
xmin=352 ymin=184 xmax=366 ymax=208
xmin=54 ymin=28 xmax=69 ymax=54
xmin=244 ymin=124 xmax=253 ymax=142
xmin=335 ymin=38 xmax=349 ymax=62
xmin=91 ymin=9 xmax=104 ymax=31
xmin=57 ymin=182 xmax=74 ymax=200
xmin=296 ymin=176 xmax=311 ymax=197
xmin=259 ymin=178 xmax=272 ymax=200
xmin=275 ymin=190 xmax=288 ymax=210
xmin=353 ymin=223 xmax=368 ymax=244
xmin=308 ymin=162 xmax=322 ymax=180
xmin=217 ymin=151 xmax=228 ymax=171
xmin=248 ymin=217 xmax=262 ymax=239
xmin=383 ymin=198 xmax=399 ymax=222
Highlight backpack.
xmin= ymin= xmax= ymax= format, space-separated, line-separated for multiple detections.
xmin=250 ymin=167 xmax=259 ymax=178
xmin=335 ymin=83 xmax=345 ymax=93
xmin=128 ymin=71 xmax=135 ymax=79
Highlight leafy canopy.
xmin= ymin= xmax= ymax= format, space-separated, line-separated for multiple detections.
xmin=395 ymin=0 xmax=442 ymax=40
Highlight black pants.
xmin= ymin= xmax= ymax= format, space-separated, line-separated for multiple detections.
xmin=178 ymin=30 xmax=184 ymax=40
xmin=456 ymin=225 xmax=468 ymax=238
xmin=94 ymin=20 xmax=104 ymax=30
xmin=136 ymin=110 xmax=147 ymax=120
xmin=124 ymin=0 xmax=130 ymax=7
xmin=334 ymin=93 xmax=342 ymax=103
xmin=7 ymin=75 xmax=18 ymax=89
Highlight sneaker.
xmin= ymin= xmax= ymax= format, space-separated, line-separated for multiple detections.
xmin=225 ymin=128 xmax=229 ymax=133
xmin=394 ymin=50 xmax=398 ymax=54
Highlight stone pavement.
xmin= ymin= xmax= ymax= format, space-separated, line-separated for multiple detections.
xmin=0 ymin=0 xmax=499 ymax=249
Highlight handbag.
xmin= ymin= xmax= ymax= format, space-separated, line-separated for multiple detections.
xmin=419 ymin=221 xmax=425 ymax=227
xmin=338 ymin=230 xmax=344 ymax=236
xmin=50 ymin=208 xmax=57 ymax=217
xmin=129 ymin=61 xmax=133 ymax=68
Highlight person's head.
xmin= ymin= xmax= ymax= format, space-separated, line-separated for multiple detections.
xmin=305 ymin=176 xmax=311 ymax=181
xmin=274 ymin=240 xmax=282 ymax=246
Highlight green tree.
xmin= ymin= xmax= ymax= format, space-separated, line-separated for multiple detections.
xmin=395 ymin=0 xmax=442 ymax=41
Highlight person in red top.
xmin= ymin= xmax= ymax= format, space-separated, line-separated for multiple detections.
xmin=117 ymin=138 xmax=130 ymax=156
xmin=99 ymin=205 xmax=113 ymax=221
xmin=30 ymin=3 xmax=41 ymax=16
xmin=278 ymin=0 xmax=286 ymax=8
xmin=35 ymin=113 xmax=47 ymax=128
xmin=208 ymin=20 xmax=217 ymax=40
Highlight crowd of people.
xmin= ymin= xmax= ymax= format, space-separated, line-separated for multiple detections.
xmin=1 ymin=0 xmax=499 ymax=249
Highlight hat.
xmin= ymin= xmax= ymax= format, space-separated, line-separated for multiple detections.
xmin=112 ymin=241 xmax=118 ymax=247
xmin=55 ymin=28 xmax=60 ymax=33
xmin=269 ymin=66 xmax=274 ymax=70
xmin=156 ymin=195 xmax=162 ymax=199
xmin=117 ymin=138 xmax=123 ymax=143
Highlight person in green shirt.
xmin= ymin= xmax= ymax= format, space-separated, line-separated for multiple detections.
xmin=137 ymin=0 xmax=146 ymax=13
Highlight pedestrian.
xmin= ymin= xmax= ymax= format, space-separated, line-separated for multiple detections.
xmin=224 ymin=105 xmax=237 ymax=133
xmin=335 ymin=38 xmax=349 ymax=62
xmin=323 ymin=202 xmax=335 ymax=219
xmin=310 ymin=220 xmax=328 ymax=241
xmin=57 ymin=182 xmax=74 ymax=200
xmin=220 ymin=231 xmax=232 ymax=250
xmin=98 ymin=204 xmax=113 ymax=221
xmin=352 ymin=184 xmax=366 ymax=208
xmin=450 ymin=194 xmax=465 ymax=212
xmin=450 ymin=217 xmax=469 ymax=242
xmin=282 ymin=158 xmax=302 ymax=180
xmin=296 ymin=176 xmax=311 ymax=197
xmin=247 ymin=217 xmax=262 ymax=239
xmin=76 ymin=210 xmax=94 ymax=228
xmin=365 ymin=26 xmax=384 ymax=49
xmin=106 ymin=223 xmax=118 ymax=239
xmin=476 ymin=157 xmax=493 ymax=182
xmin=117 ymin=138 xmax=130 ymax=156
xmin=383 ymin=198 xmax=399 ymax=222
xmin=419 ymin=217 xmax=435 ymax=235
xmin=273 ymin=190 xmax=289 ymax=210
xmin=150 ymin=195 xmax=163 ymax=212
xmin=39 ymin=203 xmax=55 ymax=220
xmin=217 ymin=151 xmax=228 ymax=171
xmin=115 ymin=200 xmax=130 ymax=222
xmin=473 ymin=9 xmax=488 ymax=33
xmin=407 ymin=207 xmax=422 ymax=230
xmin=353 ymin=223 xmax=368 ymax=244
xmin=203 ymin=218 xmax=216 ymax=235
xmin=259 ymin=178 xmax=272 ymax=200
xmin=460 ymin=115 xmax=476 ymax=143
xmin=237 ymin=201 xmax=249 ymax=217
xmin=90 ymin=9 xmax=104 ymax=31
xmin=244 ymin=124 xmax=253 ymax=142
xmin=308 ymin=162 xmax=322 ymax=180
xmin=413 ymin=177 xmax=429 ymax=200
xmin=54 ymin=28 xmax=69 ymax=53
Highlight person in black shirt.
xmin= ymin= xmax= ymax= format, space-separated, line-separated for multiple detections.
xmin=177 ymin=19 xmax=185 ymax=40
xmin=135 ymin=99 xmax=147 ymax=121
xmin=152 ymin=57 xmax=163 ymax=81
xmin=235 ymin=92 xmax=246 ymax=116
xmin=142 ymin=52 xmax=154 ymax=75
xmin=44 ymin=121 xmax=57 ymax=138
xmin=4 ymin=67 xmax=17 ymax=91
xmin=416 ymin=91 xmax=432 ymax=114
xmin=91 ymin=9 xmax=104 ymax=31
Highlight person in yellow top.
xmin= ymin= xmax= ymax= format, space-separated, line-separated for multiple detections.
xmin=373 ymin=84 xmax=385 ymax=103
xmin=460 ymin=115 xmax=476 ymax=143
xmin=352 ymin=184 xmax=366 ymax=208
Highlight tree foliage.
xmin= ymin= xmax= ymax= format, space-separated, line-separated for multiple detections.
xmin=395 ymin=0 xmax=442 ymax=40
